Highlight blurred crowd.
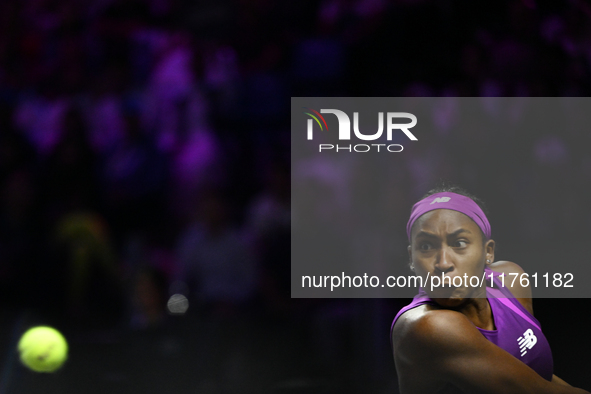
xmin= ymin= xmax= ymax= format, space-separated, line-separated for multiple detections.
xmin=2 ymin=0 xmax=591 ymax=392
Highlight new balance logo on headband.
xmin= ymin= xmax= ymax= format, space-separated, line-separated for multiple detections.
xmin=407 ymin=192 xmax=492 ymax=240
xmin=430 ymin=197 xmax=451 ymax=204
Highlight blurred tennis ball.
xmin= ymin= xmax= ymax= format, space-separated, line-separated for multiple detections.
xmin=17 ymin=326 xmax=68 ymax=373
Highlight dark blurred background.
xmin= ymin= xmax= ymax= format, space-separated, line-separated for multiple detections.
xmin=1 ymin=0 xmax=591 ymax=393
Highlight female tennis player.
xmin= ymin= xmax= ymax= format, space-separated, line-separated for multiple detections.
xmin=391 ymin=185 xmax=589 ymax=394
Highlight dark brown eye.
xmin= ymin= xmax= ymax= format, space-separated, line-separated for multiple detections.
xmin=420 ymin=243 xmax=432 ymax=251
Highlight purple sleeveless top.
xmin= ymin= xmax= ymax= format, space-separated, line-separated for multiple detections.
xmin=391 ymin=268 xmax=553 ymax=381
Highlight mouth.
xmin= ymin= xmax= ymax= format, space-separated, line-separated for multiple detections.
xmin=435 ymin=274 xmax=461 ymax=287
xmin=434 ymin=287 xmax=458 ymax=295
xmin=430 ymin=282 xmax=464 ymax=298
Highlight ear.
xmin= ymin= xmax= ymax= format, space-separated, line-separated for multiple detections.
xmin=485 ymin=239 xmax=495 ymax=264
xmin=407 ymin=244 xmax=414 ymax=270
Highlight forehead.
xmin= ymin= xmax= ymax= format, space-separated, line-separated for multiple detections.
xmin=411 ymin=209 xmax=480 ymax=237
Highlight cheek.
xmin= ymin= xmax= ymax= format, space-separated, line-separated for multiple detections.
xmin=462 ymin=250 xmax=486 ymax=273
xmin=412 ymin=264 xmax=431 ymax=278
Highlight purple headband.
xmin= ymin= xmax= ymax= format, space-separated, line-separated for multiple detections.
xmin=406 ymin=192 xmax=491 ymax=241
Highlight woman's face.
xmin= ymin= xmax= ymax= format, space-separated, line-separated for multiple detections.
xmin=409 ymin=209 xmax=494 ymax=308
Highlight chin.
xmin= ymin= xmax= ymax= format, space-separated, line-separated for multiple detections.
xmin=433 ymin=297 xmax=466 ymax=309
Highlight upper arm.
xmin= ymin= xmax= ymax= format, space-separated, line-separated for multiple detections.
xmin=489 ymin=260 xmax=534 ymax=315
xmin=395 ymin=311 xmax=577 ymax=394
xmin=553 ymin=375 xmax=573 ymax=387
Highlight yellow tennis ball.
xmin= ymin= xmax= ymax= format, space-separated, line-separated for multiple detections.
xmin=17 ymin=326 xmax=68 ymax=373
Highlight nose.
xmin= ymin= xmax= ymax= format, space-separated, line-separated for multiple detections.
xmin=434 ymin=248 xmax=454 ymax=274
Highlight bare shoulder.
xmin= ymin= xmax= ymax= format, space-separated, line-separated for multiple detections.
xmin=392 ymin=305 xmax=482 ymax=358
xmin=489 ymin=260 xmax=526 ymax=275
xmin=489 ymin=260 xmax=534 ymax=315
xmin=392 ymin=305 xmax=485 ymax=393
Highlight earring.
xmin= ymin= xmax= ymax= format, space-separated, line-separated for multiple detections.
xmin=410 ymin=263 xmax=415 ymax=271
xmin=486 ymin=260 xmax=491 ymax=264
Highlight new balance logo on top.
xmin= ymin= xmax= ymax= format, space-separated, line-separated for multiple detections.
xmin=430 ymin=197 xmax=451 ymax=204
xmin=518 ymin=328 xmax=537 ymax=357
